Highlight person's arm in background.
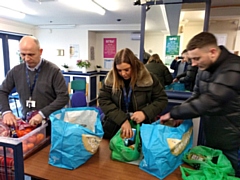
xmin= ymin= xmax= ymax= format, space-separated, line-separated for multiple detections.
xmin=179 ymin=65 xmax=198 ymax=84
xmin=163 ymin=66 xmax=173 ymax=85
xmin=170 ymin=57 xmax=178 ymax=70
xmin=173 ymin=71 xmax=187 ymax=82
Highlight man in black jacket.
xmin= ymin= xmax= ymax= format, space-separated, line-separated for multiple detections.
xmin=173 ymin=59 xmax=198 ymax=91
xmin=160 ymin=32 xmax=240 ymax=177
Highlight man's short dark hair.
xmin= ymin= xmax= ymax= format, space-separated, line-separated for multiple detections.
xmin=181 ymin=49 xmax=187 ymax=54
xmin=187 ymin=32 xmax=217 ymax=51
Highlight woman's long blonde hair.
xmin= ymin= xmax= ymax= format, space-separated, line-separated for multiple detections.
xmin=112 ymin=48 xmax=143 ymax=93
xmin=147 ymin=54 xmax=163 ymax=64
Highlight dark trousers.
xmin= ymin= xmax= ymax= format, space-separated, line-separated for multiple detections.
xmin=101 ymin=118 xmax=120 ymax=139
xmin=222 ymin=148 xmax=240 ymax=177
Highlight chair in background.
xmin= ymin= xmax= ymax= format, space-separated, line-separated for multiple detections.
xmin=71 ymin=92 xmax=104 ymax=121
xmin=96 ymin=81 xmax=102 ymax=107
xmin=68 ymin=79 xmax=88 ymax=107
xmin=68 ymin=79 xmax=88 ymax=97
xmin=71 ymin=92 xmax=87 ymax=107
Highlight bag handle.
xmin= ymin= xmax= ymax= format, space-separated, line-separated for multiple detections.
xmin=180 ymin=166 xmax=204 ymax=180
xmin=129 ymin=120 xmax=141 ymax=151
xmin=59 ymin=108 xmax=66 ymax=121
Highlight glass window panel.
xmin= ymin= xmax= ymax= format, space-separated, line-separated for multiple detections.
xmin=8 ymin=39 xmax=21 ymax=69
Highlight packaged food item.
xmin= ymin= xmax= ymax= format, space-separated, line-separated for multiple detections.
xmin=10 ymin=126 xmax=18 ymax=138
xmin=187 ymin=153 xmax=206 ymax=169
xmin=15 ymin=119 xmax=35 ymax=137
xmin=0 ymin=123 xmax=47 ymax=158
xmin=26 ymin=110 xmax=39 ymax=122
xmin=124 ymin=128 xmax=136 ymax=147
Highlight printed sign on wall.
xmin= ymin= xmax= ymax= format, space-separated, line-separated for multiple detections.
xmin=165 ymin=35 xmax=180 ymax=56
xmin=70 ymin=44 xmax=79 ymax=59
xmin=165 ymin=35 xmax=180 ymax=65
xmin=103 ymin=38 xmax=117 ymax=58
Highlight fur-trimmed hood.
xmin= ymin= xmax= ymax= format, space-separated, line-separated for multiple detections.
xmin=104 ymin=64 xmax=153 ymax=87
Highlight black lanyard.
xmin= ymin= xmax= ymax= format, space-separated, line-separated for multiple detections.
xmin=123 ymin=86 xmax=132 ymax=113
xmin=25 ymin=62 xmax=42 ymax=99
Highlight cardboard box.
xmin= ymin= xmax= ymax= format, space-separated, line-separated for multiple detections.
xmin=0 ymin=123 xmax=47 ymax=158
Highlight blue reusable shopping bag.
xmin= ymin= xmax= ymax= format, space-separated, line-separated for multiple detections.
xmin=139 ymin=119 xmax=193 ymax=179
xmin=48 ymin=107 xmax=104 ymax=169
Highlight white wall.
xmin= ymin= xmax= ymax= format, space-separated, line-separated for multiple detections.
xmin=35 ymin=27 xmax=89 ymax=71
xmin=209 ymin=20 xmax=238 ymax=50
xmin=0 ymin=18 xmax=35 ymax=35
xmin=95 ymin=32 xmax=140 ymax=70
xmin=234 ymin=18 xmax=240 ymax=53
xmin=145 ymin=32 xmax=165 ymax=60
xmin=34 ymin=24 xmax=141 ymax=71
xmin=181 ymin=21 xmax=204 ymax=51
xmin=234 ymin=30 xmax=240 ymax=53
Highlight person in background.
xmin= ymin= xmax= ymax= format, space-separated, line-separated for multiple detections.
xmin=170 ymin=49 xmax=188 ymax=78
xmin=98 ymin=48 xmax=168 ymax=139
xmin=160 ymin=32 xmax=240 ymax=177
xmin=145 ymin=53 xmax=173 ymax=87
xmin=173 ymin=54 xmax=198 ymax=91
xmin=143 ymin=49 xmax=151 ymax=64
xmin=0 ymin=36 xmax=69 ymax=128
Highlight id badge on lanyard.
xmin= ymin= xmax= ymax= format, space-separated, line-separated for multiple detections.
xmin=26 ymin=97 xmax=36 ymax=108
xmin=25 ymin=62 xmax=42 ymax=109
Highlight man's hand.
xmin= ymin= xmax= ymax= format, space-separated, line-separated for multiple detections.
xmin=3 ymin=112 xmax=18 ymax=126
xmin=131 ymin=111 xmax=145 ymax=124
xmin=160 ymin=113 xmax=184 ymax=127
xmin=173 ymin=120 xmax=184 ymax=127
xmin=173 ymin=78 xmax=179 ymax=83
xmin=121 ymin=120 xmax=133 ymax=139
xmin=160 ymin=113 xmax=171 ymax=124
xmin=29 ymin=113 xmax=43 ymax=126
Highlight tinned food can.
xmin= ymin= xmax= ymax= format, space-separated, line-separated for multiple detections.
xmin=124 ymin=128 xmax=136 ymax=146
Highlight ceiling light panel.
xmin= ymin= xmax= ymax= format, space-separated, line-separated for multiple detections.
xmin=0 ymin=6 xmax=25 ymax=19
xmin=0 ymin=1 xmax=37 ymax=15
xmin=93 ymin=0 xmax=118 ymax=11
xmin=59 ymin=0 xmax=105 ymax=15
xmin=38 ymin=24 xmax=76 ymax=29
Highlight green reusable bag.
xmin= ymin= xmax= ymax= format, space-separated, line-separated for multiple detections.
xmin=180 ymin=166 xmax=240 ymax=180
xmin=109 ymin=121 xmax=141 ymax=162
xmin=180 ymin=166 xmax=206 ymax=180
xmin=181 ymin=146 xmax=238 ymax=180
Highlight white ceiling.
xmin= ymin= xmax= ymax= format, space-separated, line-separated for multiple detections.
xmin=0 ymin=0 xmax=240 ymax=33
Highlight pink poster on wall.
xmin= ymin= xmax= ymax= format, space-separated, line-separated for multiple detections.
xmin=103 ymin=38 xmax=117 ymax=58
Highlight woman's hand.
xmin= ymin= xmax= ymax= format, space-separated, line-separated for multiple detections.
xmin=121 ymin=120 xmax=133 ymax=139
xmin=131 ymin=111 xmax=145 ymax=124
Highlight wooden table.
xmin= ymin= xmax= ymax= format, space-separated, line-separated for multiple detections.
xmin=24 ymin=139 xmax=189 ymax=180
